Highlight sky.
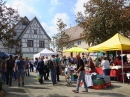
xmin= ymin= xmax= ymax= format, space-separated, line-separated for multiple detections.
xmin=6 ymin=0 xmax=89 ymax=38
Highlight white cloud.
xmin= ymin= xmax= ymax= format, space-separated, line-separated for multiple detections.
xmin=74 ymin=0 xmax=89 ymax=14
xmin=41 ymin=13 xmax=70 ymax=38
xmin=50 ymin=0 xmax=60 ymax=5
xmin=41 ymin=22 xmax=56 ymax=37
xmin=6 ymin=0 xmax=41 ymax=19
xmin=52 ymin=13 xmax=70 ymax=26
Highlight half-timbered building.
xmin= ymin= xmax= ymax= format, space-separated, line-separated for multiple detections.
xmin=0 ymin=16 xmax=51 ymax=58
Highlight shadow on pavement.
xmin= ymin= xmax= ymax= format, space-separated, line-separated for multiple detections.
xmin=4 ymin=93 xmax=30 ymax=97
xmin=91 ymin=92 xmax=129 ymax=97
xmin=46 ymin=94 xmax=69 ymax=97
xmin=24 ymin=85 xmax=51 ymax=90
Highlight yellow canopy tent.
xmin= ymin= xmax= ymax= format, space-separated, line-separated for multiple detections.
xmin=88 ymin=33 xmax=130 ymax=52
xmin=64 ymin=47 xmax=88 ymax=52
xmin=88 ymin=33 xmax=130 ymax=83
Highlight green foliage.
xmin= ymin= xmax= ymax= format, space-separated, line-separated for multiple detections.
xmin=52 ymin=18 xmax=70 ymax=51
xmin=0 ymin=0 xmax=21 ymax=54
xmin=76 ymin=0 xmax=130 ymax=46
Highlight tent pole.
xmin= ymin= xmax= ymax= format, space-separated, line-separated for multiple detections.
xmin=121 ymin=50 xmax=124 ymax=83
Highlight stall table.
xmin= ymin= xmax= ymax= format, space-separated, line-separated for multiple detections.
xmin=96 ymin=66 xmax=130 ymax=82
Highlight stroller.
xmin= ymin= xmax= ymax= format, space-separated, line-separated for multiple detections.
xmin=65 ymin=65 xmax=78 ymax=84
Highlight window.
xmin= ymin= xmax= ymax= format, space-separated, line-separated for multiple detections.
xmin=27 ymin=40 xmax=33 ymax=47
xmin=34 ymin=30 xmax=37 ymax=34
xmin=39 ymin=41 xmax=44 ymax=48
xmin=77 ymin=41 xmax=81 ymax=45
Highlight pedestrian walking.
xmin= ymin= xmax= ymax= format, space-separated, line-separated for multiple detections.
xmin=13 ymin=57 xmax=18 ymax=81
xmin=15 ymin=55 xmax=26 ymax=87
xmin=37 ymin=56 xmax=45 ymax=84
xmin=49 ymin=55 xmax=57 ymax=85
xmin=34 ymin=58 xmax=38 ymax=72
xmin=1 ymin=56 xmax=7 ymax=82
xmin=29 ymin=58 xmax=34 ymax=72
xmin=44 ymin=56 xmax=49 ymax=80
xmin=72 ymin=55 xmax=88 ymax=93
xmin=25 ymin=57 xmax=30 ymax=76
xmin=55 ymin=54 xmax=61 ymax=81
xmin=6 ymin=55 xmax=15 ymax=86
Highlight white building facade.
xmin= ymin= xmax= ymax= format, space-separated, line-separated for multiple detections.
xmin=0 ymin=16 xmax=51 ymax=58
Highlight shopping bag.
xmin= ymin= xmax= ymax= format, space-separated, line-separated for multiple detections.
xmin=36 ymin=73 xmax=40 ymax=80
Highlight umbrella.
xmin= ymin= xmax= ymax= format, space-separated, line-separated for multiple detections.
xmin=63 ymin=47 xmax=88 ymax=52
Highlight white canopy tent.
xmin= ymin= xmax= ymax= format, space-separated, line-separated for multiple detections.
xmin=33 ymin=48 xmax=59 ymax=61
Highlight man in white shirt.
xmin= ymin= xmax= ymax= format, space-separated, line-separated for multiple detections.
xmin=44 ymin=56 xmax=49 ymax=80
xmin=101 ymin=57 xmax=110 ymax=76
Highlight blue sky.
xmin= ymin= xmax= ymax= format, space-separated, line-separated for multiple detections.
xmin=6 ymin=0 xmax=88 ymax=38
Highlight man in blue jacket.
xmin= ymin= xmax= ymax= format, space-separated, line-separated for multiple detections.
xmin=37 ymin=56 xmax=45 ymax=84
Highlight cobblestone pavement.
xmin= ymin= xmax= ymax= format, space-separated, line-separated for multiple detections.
xmin=2 ymin=72 xmax=130 ymax=97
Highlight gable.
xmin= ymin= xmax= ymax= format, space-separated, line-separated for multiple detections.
xmin=14 ymin=17 xmax=30 ymax=39
xmin=19 ymin=17 xmax=51 ymax=40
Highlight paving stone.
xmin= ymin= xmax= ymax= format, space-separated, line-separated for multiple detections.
xmin=2 ymin=72 xmax=130 ymax=97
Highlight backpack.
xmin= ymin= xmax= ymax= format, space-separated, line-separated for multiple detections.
xmin=7 ymin=59 xmax=14 ymax=69
xmin=47 ymin=60 xmax=54 ymax=69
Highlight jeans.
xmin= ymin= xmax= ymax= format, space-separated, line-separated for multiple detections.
xmin=6 ymin=69 xmax=13 ymax=85
xmin=14 ymin=70 xmax=17 ymax=80
xmin=76 ymin=70 xmax=88 ymax=91
xmin=30 ymin=64 xmax=34 ymax=72
xmin=50 ymin=68 xmax=56 ymax=84
xmin=44 ymin=65 xmax=49 ymax=79
xmin=38 ymin=68 xmax=44 ymax=81
xmin=103 ymin=69 xmax=110 ymax=76
xmin=56 ymin=66 xmax=60 ymax=81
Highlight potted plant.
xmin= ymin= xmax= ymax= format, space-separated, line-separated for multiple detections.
xmin=0 ymin=80 xmax=3 ymax=97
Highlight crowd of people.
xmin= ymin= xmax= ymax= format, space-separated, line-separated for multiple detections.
xmin=0 ymin=53 xmax=129 ymax=94
xmin=0 ymin=54 xmax=62 ymax=87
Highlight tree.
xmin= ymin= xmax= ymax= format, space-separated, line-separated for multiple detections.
xmin=76 ymin=0 xmax=130 ymax=46
xmin=0 ymin=0 xmax=21 ymax=54
xmin=52 ymin=18 xmax=70 ymax=51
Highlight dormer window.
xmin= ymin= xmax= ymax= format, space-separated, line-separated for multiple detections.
xmin=34 ymin=30 xmax=37 ymax=34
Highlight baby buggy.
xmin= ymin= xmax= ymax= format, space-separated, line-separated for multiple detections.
xmin=65 ymin=66 xmax=78 ymax=84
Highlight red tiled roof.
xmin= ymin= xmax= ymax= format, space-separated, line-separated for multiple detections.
xmin=65 ymin=26 xmax=84 ymax=41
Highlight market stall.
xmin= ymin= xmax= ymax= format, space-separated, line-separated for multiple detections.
xmin=88 ymin=33 xmax=130 ymax=83
xmin=33 ymin=48 xmax=59 ymax=61
xmin=96 ymin=66 xmax=130 ymax=82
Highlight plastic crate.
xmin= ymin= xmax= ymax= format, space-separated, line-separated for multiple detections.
xmin=93 ymin=79 xmax=105 ymax=85
xmin=92 ymin=84 xmax=105 ymax=90
xmin=104 ymin=82 xmax=111 ymax=87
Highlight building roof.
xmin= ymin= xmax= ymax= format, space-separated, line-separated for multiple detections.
xmin=65 ymin=26 xmax=84 ymax=41
xmin=18 ymin=16 xmax=51 ymax=40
